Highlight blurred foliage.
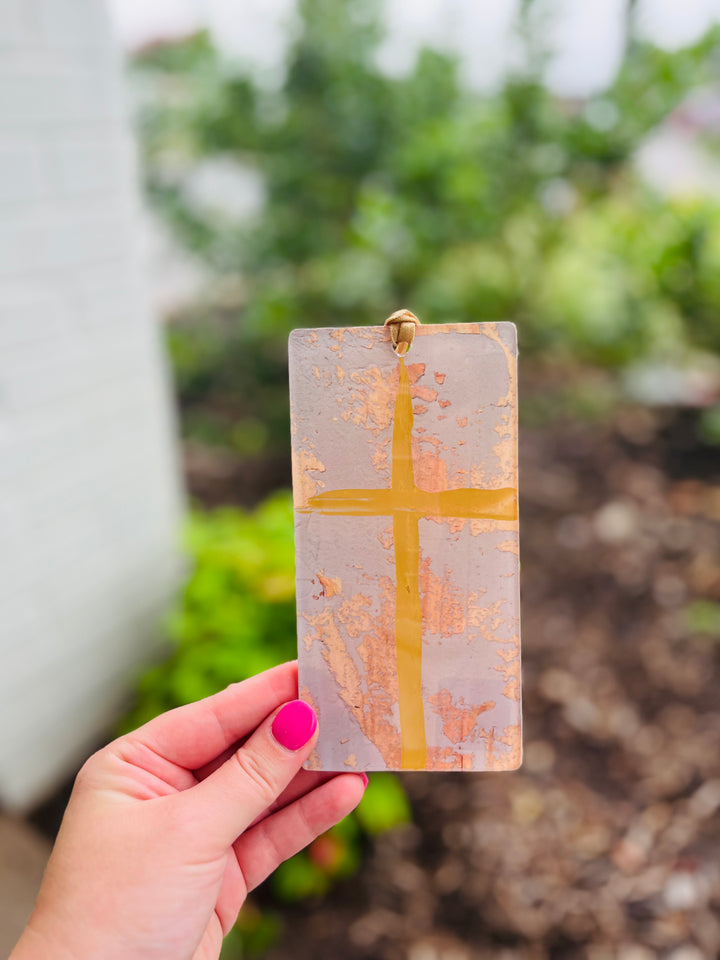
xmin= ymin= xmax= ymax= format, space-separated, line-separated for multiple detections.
xmin=122 ymin=494 xmax=411 ymax=958
xmin=223 ymin=903 xmax=282 ymax=959
xmin=699 ymin=402 xmax=720 ymax=443
xmin=684 ymin=597 xmax=720 ymax=638
xmin=132 ymin=0 xmax=720 ymax=454
xmin=123 ymin=494 xmax=296 ymax=724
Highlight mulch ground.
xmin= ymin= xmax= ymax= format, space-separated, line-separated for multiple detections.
xmin=255 ymin=406 xmax=720 ymax=960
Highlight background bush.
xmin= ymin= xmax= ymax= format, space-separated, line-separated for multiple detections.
xmin=133 ymin=0 xmax=720 ymax=465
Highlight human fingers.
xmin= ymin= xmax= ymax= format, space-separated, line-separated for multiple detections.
xmin=124 ymin=661 xmax=298 ymax=771
xmin=245 ymin=768 xmax=340 ymax=828
xmin=195 ymin=742 xmax=339 ymax=828
xmin=233 ymin=773 xmax=368 ymax=892
xmin=177 ymin=699 xmax=319 ymax=851
xmin=194 ymin=740 xmax=338 ymax=824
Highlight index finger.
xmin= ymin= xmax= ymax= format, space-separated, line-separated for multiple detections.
xmin=125 ymin=661 xmax=299 ymax=770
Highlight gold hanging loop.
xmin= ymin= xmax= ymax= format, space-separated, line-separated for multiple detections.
xmin=384 ymin=309 xmax=421 ymax=356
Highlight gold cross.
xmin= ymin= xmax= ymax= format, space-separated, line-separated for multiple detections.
xmin=299 ymin=357 xmax=517 ymax=768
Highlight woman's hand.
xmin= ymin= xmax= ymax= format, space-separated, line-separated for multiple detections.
xmin=11 ymin=661 xmax=366 ymax=960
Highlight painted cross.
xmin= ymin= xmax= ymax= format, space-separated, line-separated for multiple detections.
xmin=297 ymin=355 xmax=517 ymax=769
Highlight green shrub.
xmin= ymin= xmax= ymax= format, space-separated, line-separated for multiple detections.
xmin=133 ymin=5 xmax=720 ymax=461
xmin=123 ymin=493 xmax=297 ymax=729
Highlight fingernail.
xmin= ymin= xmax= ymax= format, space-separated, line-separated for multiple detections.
xmin=359 ymin=772 xmax=369 ymax=788
xmin=272 ymin=700 xmax=318 ymax=751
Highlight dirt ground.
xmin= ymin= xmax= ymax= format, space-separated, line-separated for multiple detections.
xmin=253 ymin=406 xmax=720 ymax=960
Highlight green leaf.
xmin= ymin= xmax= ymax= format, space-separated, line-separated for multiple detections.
xmin=684 ymin=600 xmax=720 ymax=638
xmin=355 ymin=773 xmax=412 ymax=835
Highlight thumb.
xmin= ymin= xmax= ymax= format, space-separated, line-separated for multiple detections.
xmin=180 ymin=699 xmax=319 ymax=851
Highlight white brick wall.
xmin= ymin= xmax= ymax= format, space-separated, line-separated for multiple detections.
xmin=0 ymin=0 xmax=184 ymax=809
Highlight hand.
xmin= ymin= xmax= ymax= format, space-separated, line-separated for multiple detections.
xmin=11 ymin=661 xmax=366 ymax=960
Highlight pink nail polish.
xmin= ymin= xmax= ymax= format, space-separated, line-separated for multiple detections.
xmin=272 ymin=700 xmax=318 ymax=751
xmin=359 ymin=772 xmax=369 ymax=788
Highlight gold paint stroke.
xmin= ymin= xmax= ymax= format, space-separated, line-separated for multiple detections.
xmin=300 ymin=486 xmax=517 ymax=519
xmin=300 ymin=356 xmax=518 ymax=770
xmin=392 ymin=360 xmax=426 ymax=769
